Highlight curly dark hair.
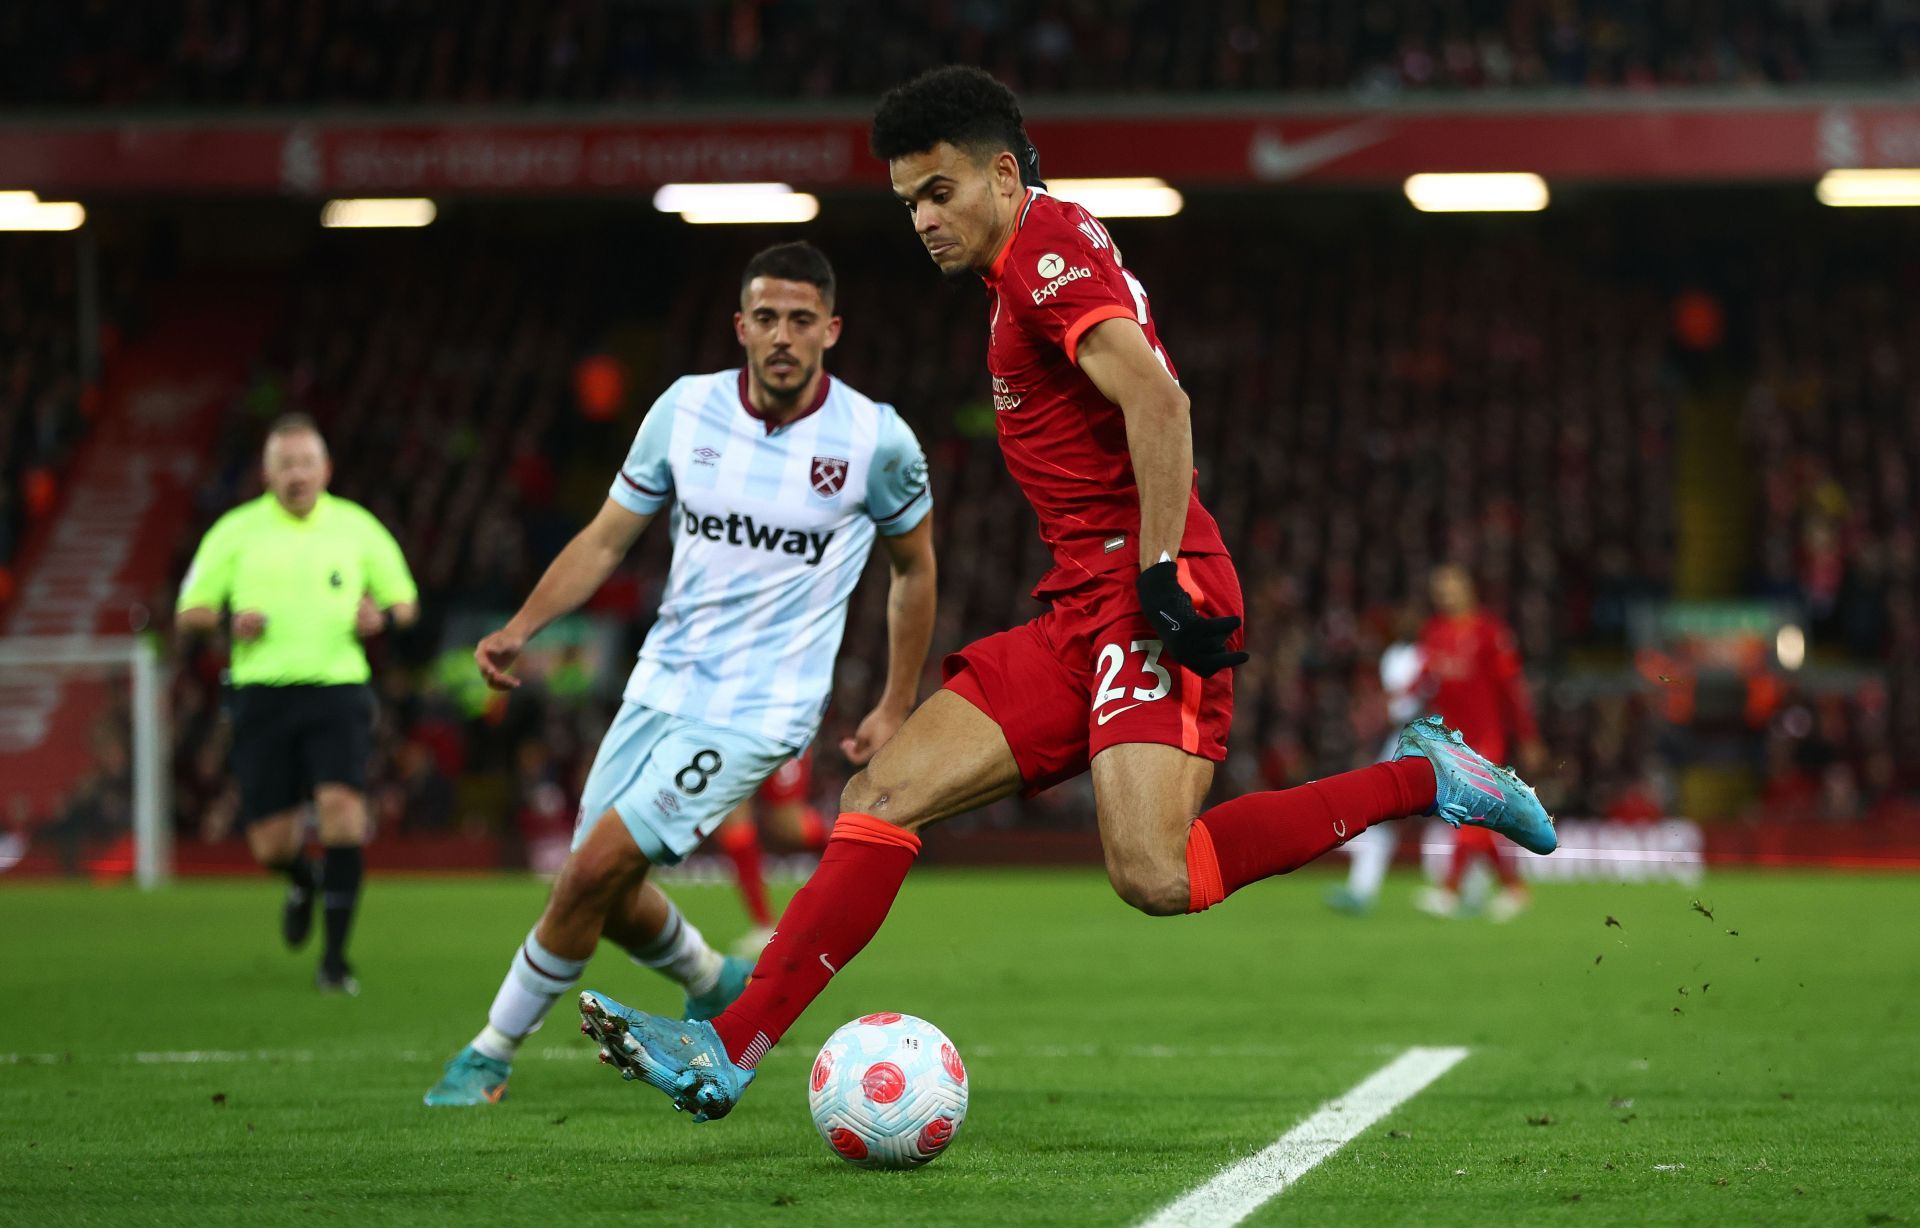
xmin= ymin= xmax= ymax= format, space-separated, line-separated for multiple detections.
xmin=869 ymin=66 xmax=1039 ymax=183
xmin=740 ymin=241 xmax=836 ymax=305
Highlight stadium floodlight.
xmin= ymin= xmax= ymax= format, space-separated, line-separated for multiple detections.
xmin=1815 ymin=169 xmax=1920 ymax=207
xmin=1046 ymin=177 xmax=1184 ymax=218
xmin=321 ymin=198 xmax=438 ymax=228
xmin=680 ymin=195 xmax=821 ymax=225
xmin=1404 ymin=172 xmax=1549 ymax=213
xmin=654 ymin=182 xmax=820 ymax=224
xmin=0 ymin=190 xmax=86 ymax=231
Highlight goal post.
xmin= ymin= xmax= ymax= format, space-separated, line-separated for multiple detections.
xmin=0 ymin=634 xmax=171 ymax=889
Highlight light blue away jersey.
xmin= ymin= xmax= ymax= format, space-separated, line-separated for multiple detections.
xmin=609 ymin=369 xmax=931 ymax=748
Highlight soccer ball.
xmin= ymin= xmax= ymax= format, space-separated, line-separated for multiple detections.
xmin=807 ymin=1013 xmax=968 ymax=1169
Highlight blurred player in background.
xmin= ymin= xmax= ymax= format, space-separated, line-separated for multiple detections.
xmin=1413 ymin=564 xmax=1547 ymax=922
xmin=423 ymin=242 xmax=937 ymax=1106
xmin=710 ymin=750 xmax=828 ymax=956
xmin=176 ymin=414 xmax=418 ymax=994
xmin=578 ymin=68 xmax=1557 ymax=1124
xmin=1327 ymin=607 xmax=1426 ymax=914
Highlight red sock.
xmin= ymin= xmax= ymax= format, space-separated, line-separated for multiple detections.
xmin=716 ymin=822 xmax=772 ymax=928
xmin=1186 ymin=759 xmax=1436 ymax=912
xmin=711 ymin=813 xmax=919 ymax=1067
xmin=1489 ymin=831 xmax=1523 ymax=888
xmin=1446 ymin=826 xmax=1497 ymax=892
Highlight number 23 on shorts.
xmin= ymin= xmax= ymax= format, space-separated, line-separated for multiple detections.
xmin=1092 ymin=639 xmax=1170 ymax=724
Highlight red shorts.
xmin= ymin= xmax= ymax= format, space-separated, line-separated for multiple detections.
xmin=756 ymin=753 xmax=811 ymax=806
xmin=942 ymin=554 xmax=1242 ymax=795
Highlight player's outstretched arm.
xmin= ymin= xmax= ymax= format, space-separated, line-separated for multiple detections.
xmin=476 ymin=499 xmax=652 ymax=690
xmin=1076 ymin=317 xmax=1247 ymax=678
xmin=840 ymin=515 xmax=936 ymax=765
xmin=1075 ymin=316 xmax=1191 ymax=569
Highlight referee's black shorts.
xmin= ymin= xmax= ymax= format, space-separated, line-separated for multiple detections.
xmin=229 ymin=684 xmax=376 ymax=825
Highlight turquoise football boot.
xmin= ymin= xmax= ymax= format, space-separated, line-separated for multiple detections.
xmin=1323 ymin=885 xmax=1371 ymax=915
xmin=683 ymin=955 xmax=752 ymax=1022
xmin=423 ymin=1045 xmax=511 ymax=1106
xmin=579 ymin=990 xmax=755 ymax=1122
xmin=1393 ymin=715 xmax=1557 ymax=855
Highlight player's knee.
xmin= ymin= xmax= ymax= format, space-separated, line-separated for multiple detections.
xmin=1107 ymin=863 xmax=1189 ymax=917
xmin=553 ymin=813 xmax=644 ymax=913
xmin=246 ymin=813 xmax=302 ymax=865
xmin=549 ymin=851 xmax=621 ymax=920
xmin=840 ymin=769 xmax=916 ymax=828
xmin=313 ymin=786 xmax=366 ymax=842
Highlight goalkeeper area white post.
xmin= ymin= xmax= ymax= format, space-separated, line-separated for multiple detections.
xmin=0 ymin=635 xmax=172 ymax=889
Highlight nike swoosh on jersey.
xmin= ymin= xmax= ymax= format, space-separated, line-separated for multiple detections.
xmin=1247 ymin=120 xmax=1393 ymax=183
xmin=1096 ymin=703 xmax=1142 ymax=726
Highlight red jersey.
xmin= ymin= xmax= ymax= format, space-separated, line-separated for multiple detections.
xmin=983 ymin=188 xmax=1228 ymax=597
xmin=1417 ymin=610 xmax=1539 ymax=765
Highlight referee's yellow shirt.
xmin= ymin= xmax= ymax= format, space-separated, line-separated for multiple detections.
xmin=177 ymin=493 xmax=418 ymax=686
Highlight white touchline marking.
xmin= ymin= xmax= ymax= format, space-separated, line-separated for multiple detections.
xmin=1139 ymin=1045 xmax=1470 ymax=1228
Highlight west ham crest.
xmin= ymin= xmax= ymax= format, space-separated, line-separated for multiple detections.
xmin=810 ymin=455 xmax=849 ymax=498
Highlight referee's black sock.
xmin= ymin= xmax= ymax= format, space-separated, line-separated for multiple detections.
xmin=271 ymin=856 xmax=317 ymax=900
xmin=320 ymin=845 xmax=364 ymax=973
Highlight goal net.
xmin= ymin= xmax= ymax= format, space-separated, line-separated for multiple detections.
xmin=0 ymin=635 xmax=170 ymax=888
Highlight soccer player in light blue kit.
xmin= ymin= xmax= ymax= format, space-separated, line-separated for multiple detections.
xmin=425 ymin=242 xmax=937 ymax=1105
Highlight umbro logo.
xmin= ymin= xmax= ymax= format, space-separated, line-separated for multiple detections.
xmin=692 ymin=446 xmax=721 ymax=467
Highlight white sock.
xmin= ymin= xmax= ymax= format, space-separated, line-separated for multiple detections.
xmin=1346 ymin=823 xmax=1399 ymax=903
xmin=629 ymin=899 xmax=723 ymax=997
xmin=472 ymin=930 xmax=587 ymax=1061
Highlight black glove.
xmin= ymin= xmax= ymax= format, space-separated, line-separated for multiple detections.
xmin=1135 ymin=559 xmax=1248 ymax=678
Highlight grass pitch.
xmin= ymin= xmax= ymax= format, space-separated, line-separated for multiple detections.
xmin=3 ymin=868 xmax=1914 ymax=1226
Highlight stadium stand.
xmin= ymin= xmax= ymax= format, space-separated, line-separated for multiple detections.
xmin=1739 ymin=210 xmax=1920 ymax=819
xmin=0 ymin=0 xmax=1913 ymax=109
xmin=162 ymin=202 xmax=1701 ymax=845
xmin=11 ymin=203 xmax=1916 ymax=855
xmin=0 ymin=238 xmax=85 ymax=600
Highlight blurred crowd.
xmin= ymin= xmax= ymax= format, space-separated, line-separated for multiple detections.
xmin=157 ymin=206 xmax=1779 ymax=844
xmin=1740 ymin=218 xmax=1920 ymax=822
xmin=2 ymin=0 xmax=1915 ymax=109
xmin=8 ymin=197 xmax=1915 ymax=856
xmin=0 ymin=239 xmax=86 ymax=604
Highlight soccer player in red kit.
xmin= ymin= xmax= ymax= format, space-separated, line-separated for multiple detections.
xmin=1414 ymin=565 xmax=1548 ymax=921
xmin=577 ymin=67 xmax=1557 ymax=1121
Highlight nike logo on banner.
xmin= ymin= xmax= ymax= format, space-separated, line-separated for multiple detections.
xmin=1097 ymin=703 xmax=1142 ymax=726
xmin=1247 ymin=120 xmax=1393 ymax=182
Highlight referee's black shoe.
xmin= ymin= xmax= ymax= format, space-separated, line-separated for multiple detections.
xmin=316 ymin=962 xmax=360 ymax=996
xmin=282 ymin=885 xmax=315 ymax=949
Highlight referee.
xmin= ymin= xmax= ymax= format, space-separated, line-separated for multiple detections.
xmin=177 ymin=414 xmax=418 ymax=994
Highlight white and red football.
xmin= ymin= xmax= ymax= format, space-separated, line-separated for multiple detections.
xmin=807 ymin=1012 xmax=969 ymax=1169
